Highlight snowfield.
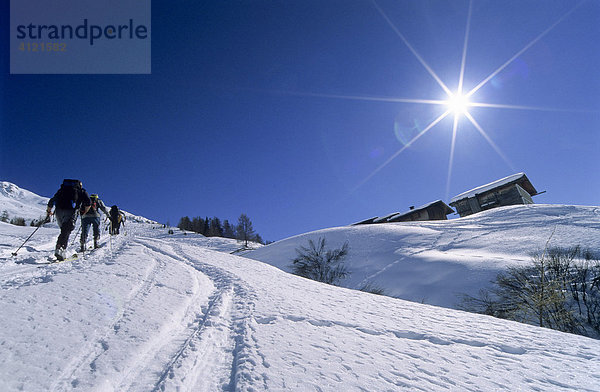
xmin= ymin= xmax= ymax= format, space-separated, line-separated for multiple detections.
xmin=1 ymin=182 xmax=599 ymax=391
xmin=248 ymin=204 xmax=600 ymax=309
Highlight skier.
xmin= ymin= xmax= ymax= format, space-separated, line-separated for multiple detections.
xmin=109 ymin=205 xmax=126 ymax=235
xmin=79 ymin=193 xmax=110 ymax=251
xmin=46 ymin=179 xmax=91 ymax=260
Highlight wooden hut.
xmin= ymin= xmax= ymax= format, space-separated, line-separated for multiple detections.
xmin=449 ymin=173 xmax=539 ymax=218
xmin=351 ymin=200 xmax=454 ymax=225
xmin=388 ymin=200 xmax=454 ymax=222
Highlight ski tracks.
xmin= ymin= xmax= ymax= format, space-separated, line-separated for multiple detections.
xmin=135 ymin=237 xmax=263 ymax=392
xmin=50 ymin=242 xmax=167 ymax=391
xmin=46 ymin=237 xmax=209 ymax=392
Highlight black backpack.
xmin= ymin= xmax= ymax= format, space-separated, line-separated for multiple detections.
xmin=55 ymin=179 xmax=82 ymax=209
xmin=110 ymin=205 xmax=120 ymax=220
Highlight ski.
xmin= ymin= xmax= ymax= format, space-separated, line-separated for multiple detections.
xmin=45 ymin=253 xmax=79 ymax=264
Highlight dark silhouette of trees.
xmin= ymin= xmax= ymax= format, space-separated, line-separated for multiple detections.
xmin=223 ymin=220 xmax=235 ymax=239
xmin=177 ymin=213 xmax=264 ymax=244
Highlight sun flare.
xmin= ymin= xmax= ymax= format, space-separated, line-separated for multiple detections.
xmin=446 ymin=91 xmax=470 ymax=117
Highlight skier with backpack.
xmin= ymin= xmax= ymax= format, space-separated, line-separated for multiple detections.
xmin=46 ymin=179 xmax=91 ymax=260
xmin=79 ymin=193 xmax=110 ymax=251
xmin=109 ymin=205 xmax=126 ymax=235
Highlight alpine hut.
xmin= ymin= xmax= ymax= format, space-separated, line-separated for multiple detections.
xmin=351 ymin=200 xmax=454 ymax=225
xmin=449 ymin=173 xmax=539 ymax=218
xmin=388 ymin=200 xmax=454 ymax=222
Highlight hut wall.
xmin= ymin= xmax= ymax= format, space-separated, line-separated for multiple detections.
xmin=468 ymin=197 xmax=481 ymax=214
xmin=477 ymin=184 xmax=533 ymax=212
xmin=426 ymin=206 xmax=448 ymax=220
xmin=391 ymin=209 xmax=429 ymax=222
xmin=452 ymin=199 xmax=472 ymax=217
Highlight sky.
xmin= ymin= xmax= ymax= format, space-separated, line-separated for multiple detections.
xmin=2 ymin=0 xmax=599 ymax=242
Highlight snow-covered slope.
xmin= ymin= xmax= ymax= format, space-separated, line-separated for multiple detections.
xmin=246 ymin=204 xmax=600 ymax=308
xmin=1 ymin=182 xmax=599 ymax=391
xmin=1 ymin=220 xmax=599 ymax=391
xmin=0 ymin=182 xmax=49 ymax=223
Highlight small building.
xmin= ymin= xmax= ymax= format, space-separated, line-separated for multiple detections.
xmin=388 ymin=200 xmax=454 ymax=222
xmin=351 ymin=200 xmax=454 ymax=225
xmin=449 ymin=173 xmax=539 ymax=218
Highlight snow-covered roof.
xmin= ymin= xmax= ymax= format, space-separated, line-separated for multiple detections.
xmin=450 ymin=173 xmax=537 ymax=204
xmin=373 ymin=212 xmax=400 ymax=223
xmin=350 ymin=216 xmax=379 ymax=226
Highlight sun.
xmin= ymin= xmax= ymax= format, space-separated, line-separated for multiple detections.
xmin=445 ymin=91 xmax=470 ymax=117
xmin=280 ymin=0 xmax=583 ymax=196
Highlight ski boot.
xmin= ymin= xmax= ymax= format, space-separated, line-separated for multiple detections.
xmin=54 ymin=247 xmax=66 ymax=261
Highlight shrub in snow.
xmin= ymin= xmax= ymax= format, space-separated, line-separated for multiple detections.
xmin=461 ymin=246 xmax=600 ymax=338
xmin=291 ymin=237 xmax=350 ymax=286
xmin=359 ymin=281 xmax=387 ymax=296
xmin=10 ymin=217 xmax=26 ymax=226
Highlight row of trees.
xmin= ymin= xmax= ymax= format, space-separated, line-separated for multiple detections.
xmin=177 ymin=213 xmax=263 ymax=245
xmin=461 ymin=245 xmax=600 ymax=337
xmin=1 ymin=210 xmax=43 ymax=227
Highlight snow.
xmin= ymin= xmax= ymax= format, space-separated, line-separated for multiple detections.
xmin=247 ymin=204 xmax=600 ymax=308
xmin=1 ymin=182 xmax=599 ymax=391
xmin=449 ymin=172 xmax=529 ymax=203
xmin=0 ymin=181 xmax=49 ymax=223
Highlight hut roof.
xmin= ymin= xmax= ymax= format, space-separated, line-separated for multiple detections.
xmin=373 ymin=212 xmax=400 ymax=224
xmin=350 ymin=216 xmax=379 ymax=226
xmin=450 ymin=173 xmax=538 ymax=204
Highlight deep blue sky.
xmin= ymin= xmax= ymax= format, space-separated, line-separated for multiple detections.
xmin=2 ymin=1 xmax=599 ymax=241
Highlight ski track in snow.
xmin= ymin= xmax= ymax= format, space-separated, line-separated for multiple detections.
xmin=134 ymin=237 xmax=263 ymax=392
xmin=50 ymin=239 xmax=164 ymax=391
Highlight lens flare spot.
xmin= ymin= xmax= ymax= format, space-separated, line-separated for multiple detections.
xmin=394 ymin=106 xmax=435 ymax=146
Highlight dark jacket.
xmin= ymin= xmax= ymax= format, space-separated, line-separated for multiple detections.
xmin=48 ymin=185 xmax=91 ymax=211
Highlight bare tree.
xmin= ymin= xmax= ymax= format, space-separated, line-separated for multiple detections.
xmin=461 ymin=246 xmax=600 ymax=337
xmin=236 ymin=213 xmax=255 ymax=247
xmin=291 ymin=237 xmax=350 ymax=285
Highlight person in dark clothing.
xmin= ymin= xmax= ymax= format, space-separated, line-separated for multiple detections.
xmin=80 ymin=193 xmax=110 ymax=251
xmin=109 ymin=205 xmax=126 ymax=235
xmin=46 ymin=179 xmax=91 ymax=260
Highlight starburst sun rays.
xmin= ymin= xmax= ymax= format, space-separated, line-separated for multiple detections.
xmin=270 ymin=0 xmax=595 ymax=198
xmin=271 ymin=0 xmax=587 ymax=196
xmin=355 ymin=0 xmax=586 ymax=196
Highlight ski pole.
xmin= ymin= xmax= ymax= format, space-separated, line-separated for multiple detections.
xmin=71 ymin=223 xmax=82 ymax=246
xmin=11 ymin=217 xmax=48 ymax=256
